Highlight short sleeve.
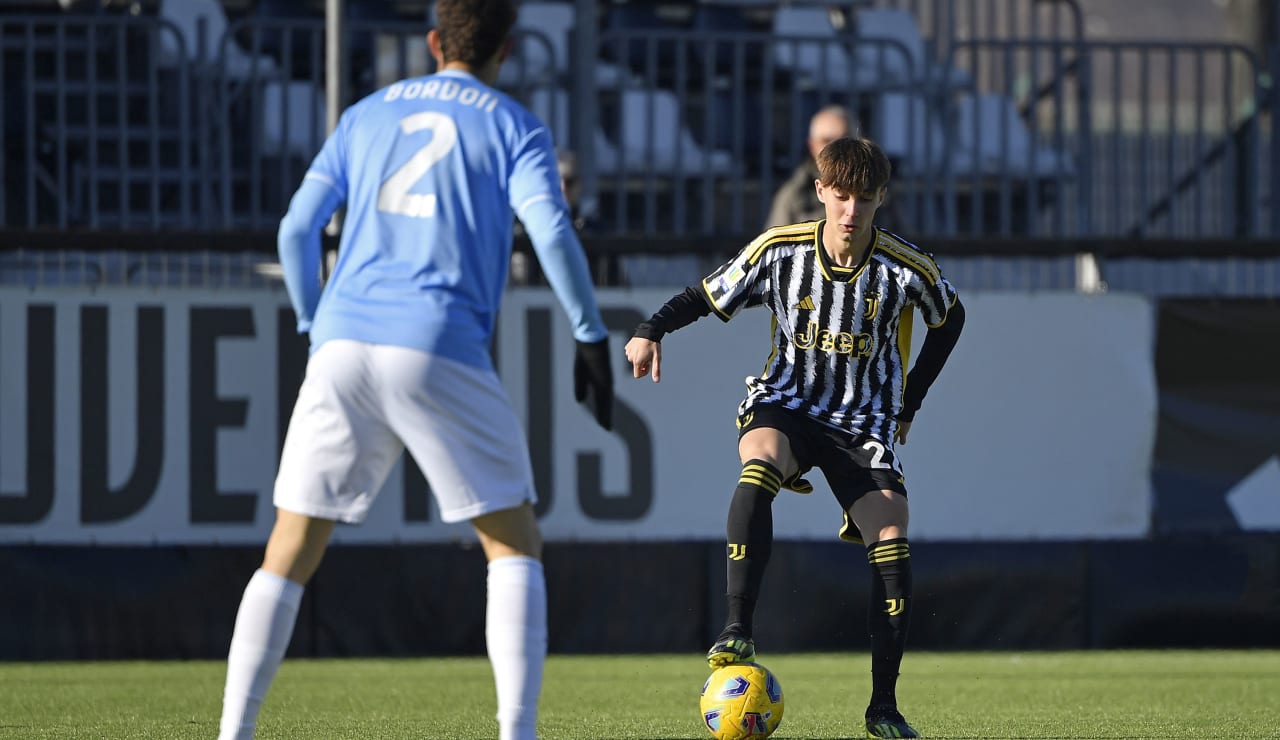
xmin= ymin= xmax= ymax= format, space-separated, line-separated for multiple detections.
xmin=702 ymin=233 xmax=773 ymax=321
xmin=914 ymin=271 xmax=958 ymax=328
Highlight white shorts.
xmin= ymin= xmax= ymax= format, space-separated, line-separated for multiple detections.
xmin=273 ymin=339 xmax=537 ymax=524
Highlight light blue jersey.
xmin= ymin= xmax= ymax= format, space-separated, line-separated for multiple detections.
xmin=278 ymin=69 xmax=606 ymax=369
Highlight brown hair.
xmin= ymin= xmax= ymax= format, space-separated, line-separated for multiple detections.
xmin=434 ymin=0 xmax=517 ymax=68
xmin=815 ymin=137 xmax=892 ymax=194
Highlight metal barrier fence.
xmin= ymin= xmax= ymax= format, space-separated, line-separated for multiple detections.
xmin=939 ymin=38 xmax=1267 ymax=238
xmin=0 ymin=5 xmax=1274 ymax=239
xmin=0 ymin=13 xmax=198 ymax=229
xmin=6 ymin=246 xmax=1280 ymax=296
xmin=868 ymin=0 xmax=1086 ymax=60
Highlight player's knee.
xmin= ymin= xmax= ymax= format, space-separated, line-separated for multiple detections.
xmin=261 ymin=510 xmax=335 ymax=583
xmin=865 ymin=525 xmax=907 ymax=547
xmin=261 ymin=540 xmax=328 ymax=585
xmin=850 ymin=490 xmax=908 ymax=533
xmin=737 ymin=428 xmax=796 ymax=473
xmin=472 ymin=504 xmax=543 ymax=560
xmin=738 ymin=459 xmax=785 ymax=497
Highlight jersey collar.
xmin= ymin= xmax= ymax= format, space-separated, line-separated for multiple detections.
xmin=815 ymin=221 xmax=877 ymax=283
xmin=434 ymin=69 xmax=480 ymax=82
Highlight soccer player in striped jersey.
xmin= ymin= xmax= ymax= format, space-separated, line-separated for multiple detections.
xmin=624 ymin=137 xmax=964 ymax=739
xmin=217 ymin=2 xmax=613 ymax=739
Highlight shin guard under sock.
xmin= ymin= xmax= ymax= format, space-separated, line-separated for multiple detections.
xmin=723 ymin=459 xmax=782 ymax=635
xmin=866 ymin=538 xmax=912 ymax=707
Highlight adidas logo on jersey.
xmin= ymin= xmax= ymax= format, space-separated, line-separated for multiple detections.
xmin=794 ymin=296 xmax=816 ymax=311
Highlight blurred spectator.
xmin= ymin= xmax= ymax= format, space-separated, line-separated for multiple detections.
xmin=764 ymin=105 xmax=859 ymax=229
xmin=557 ymin=149 xmax=627 ymax=284
xmin=556 ymin=150 xmax=593 ymax=232
xmin=512 ymin=149 xmax=617 ymax=285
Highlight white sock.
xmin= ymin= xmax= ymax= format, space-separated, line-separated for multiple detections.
xmin=218 ymin=569 xmax=304 ymax=740
xmin=486 ymin=556 xmax=547 ymax=740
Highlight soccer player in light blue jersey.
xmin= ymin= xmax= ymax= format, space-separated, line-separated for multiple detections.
xmin=217 ymin=2 xmax=614 ymax=738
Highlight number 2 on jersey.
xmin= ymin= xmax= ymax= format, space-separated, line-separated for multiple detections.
xmin=862 ymin=440 xmax=893 ymax=469
xmin=377 ymin=112 xmax=458 ymax=219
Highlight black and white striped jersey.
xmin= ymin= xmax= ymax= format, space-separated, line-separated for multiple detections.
xmin=702 ymin=221 xmax=958 ymax=445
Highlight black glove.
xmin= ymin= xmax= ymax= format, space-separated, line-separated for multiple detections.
xmin=573 ymin=338 xmax=614 ymax=431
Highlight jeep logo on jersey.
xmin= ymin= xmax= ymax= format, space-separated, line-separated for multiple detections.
xmin=793 ymin=320 xmax=872 ymax=356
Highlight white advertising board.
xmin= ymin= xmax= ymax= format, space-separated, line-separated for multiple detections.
xmin=0 ymin=287 xmax=1154 ymax=544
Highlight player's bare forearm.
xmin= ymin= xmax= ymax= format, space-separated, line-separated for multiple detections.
xmin=624 ymin=337 xmax=662 ymax=382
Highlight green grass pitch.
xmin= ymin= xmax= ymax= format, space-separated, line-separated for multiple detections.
xmin=1 ymin=651 xmax=1277 ymax=738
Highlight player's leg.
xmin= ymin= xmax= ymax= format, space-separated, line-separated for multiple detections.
xmin=472 ymin=504 xmax=545 ymax=740
xmin=472 ymin=502 xmax=542 ymax=560
xmin=219 ymin=511 xmax=335 ymax=740
xmin=849 ymin=488 xmax=918 ymax=739
xmin=708 ymin=421 xmax=801 ymax=667
xmin=220 ymin=340 xmax=402 ymax=740
xmin=382 ymin=346 xmax=545 ymax=740
xmin=261 ymin=509 xmax=338 ymax=582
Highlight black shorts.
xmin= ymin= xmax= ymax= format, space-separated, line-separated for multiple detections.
xmin=737 ymin=403 xmax=907 ymax=544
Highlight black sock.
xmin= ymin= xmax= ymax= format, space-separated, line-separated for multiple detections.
xmin=866 ymin=537 xmax=912 ymax=708
xmin=722 ymin=459 xmax=781 ymax=638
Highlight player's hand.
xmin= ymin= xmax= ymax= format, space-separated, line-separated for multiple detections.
xmin=624 ymin=336 xmax=662 ymax=382
xmin=574 ymin=338 xmax=614 ymax=430
xmin=894 ymin=420 xmax=912 ymax=445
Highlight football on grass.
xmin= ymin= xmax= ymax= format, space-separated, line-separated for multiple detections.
xmin=699 ymin=662 xmax=784 ymax=739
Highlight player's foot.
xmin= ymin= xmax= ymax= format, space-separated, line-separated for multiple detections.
xmin=705 ymin=623 xmax=755 ymax=668
xmin=865 ymin=704 xmax=920 ymax=738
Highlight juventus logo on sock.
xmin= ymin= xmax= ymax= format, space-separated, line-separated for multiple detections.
xmin=728 ymin=544 xmax=748 ymax=560
xmin=884 ymin=598 xmax=906 ymax=616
